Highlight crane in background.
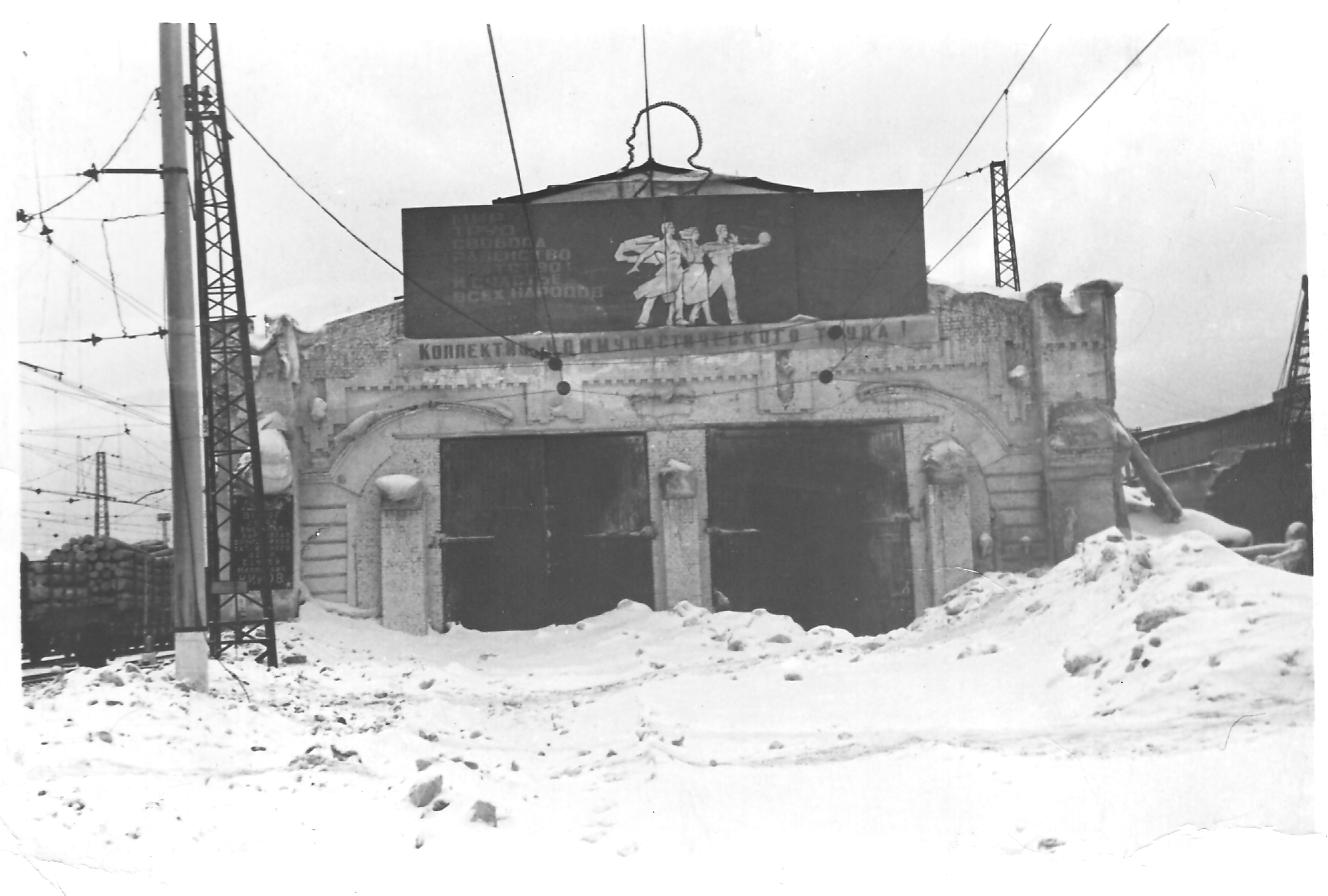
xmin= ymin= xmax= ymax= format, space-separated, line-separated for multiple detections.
xmin=1275 ymin=274 xmax=1310 ymax=454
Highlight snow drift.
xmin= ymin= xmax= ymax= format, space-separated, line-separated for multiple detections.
xmin=8 ymin=528 xmax=1315 ymax=892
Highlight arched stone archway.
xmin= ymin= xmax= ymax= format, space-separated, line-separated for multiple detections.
xmin=855 ymin=381 xmax=1011 ymax=469
xmin=855 ymin=380 xmax=1011 ymax=609
xmin=321 ymin=400 xmax=516 ymax=633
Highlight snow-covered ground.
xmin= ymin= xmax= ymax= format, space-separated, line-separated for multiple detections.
xmin=4 ymin=529 xmax=1322 ymax=892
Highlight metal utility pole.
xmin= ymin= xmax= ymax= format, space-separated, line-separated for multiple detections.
xmin=92 ymin=451 xmax=110 ymax=537
xmin=188 ymin=23 xmax=279 ymax=666
xmin=160 ymin=22 xmax=210 ymax=690
xmin=989 ymin=160 xmax=1020 ymax=290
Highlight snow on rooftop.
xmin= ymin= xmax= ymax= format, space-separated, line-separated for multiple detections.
xmin=929 ymin=279 xmax=1026 ymax=300
xmin=7 ymin=528 xmax=1315 ymax=890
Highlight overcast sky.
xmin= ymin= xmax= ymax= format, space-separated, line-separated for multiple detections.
xmin=5 ymin=11 xmax=1316 ymax=552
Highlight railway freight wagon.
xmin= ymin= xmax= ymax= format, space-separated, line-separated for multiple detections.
xmin=21 ymin=535 xmax=173 ymax=668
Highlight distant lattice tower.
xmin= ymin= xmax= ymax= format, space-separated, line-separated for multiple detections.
xmin=989 ymin=160 xmax=1020 ymax=290
xmin=93 ymin=450 xmax=110 ymax=537
xmin=1277 ymin=275 xmax=1310 ymax=452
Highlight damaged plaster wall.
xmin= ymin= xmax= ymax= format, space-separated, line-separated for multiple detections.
xmin=258 ymin=277 xmax=1121 ymax=630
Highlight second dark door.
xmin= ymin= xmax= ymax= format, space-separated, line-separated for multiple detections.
xmin=707 ymin=424 xmax=914 ymax=634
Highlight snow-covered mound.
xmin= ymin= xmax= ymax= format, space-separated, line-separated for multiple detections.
xmin=1123 ymin=484 xmax=1253 ymax=546
xmin=9 ymin=528 xmax=1315 ymax=890
xmin=910 ymin=529 xmax=1311 ymax=723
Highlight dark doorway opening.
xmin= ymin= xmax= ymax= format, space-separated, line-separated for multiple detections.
xmin=439 ymin=434 xmax=653 ymax=630
xmin=708 ymin=423 xmax=913 ymax=634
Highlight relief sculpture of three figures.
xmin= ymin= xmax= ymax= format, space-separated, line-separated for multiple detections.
xmin=615 ymin=222 xmax=771 ymax=328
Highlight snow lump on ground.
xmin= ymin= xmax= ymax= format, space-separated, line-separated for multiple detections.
xmin=5 ymin=528 xmax=1318 ymax=892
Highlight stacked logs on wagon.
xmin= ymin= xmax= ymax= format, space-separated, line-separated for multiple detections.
xmin=23 ymin=534 xmax=173 ymax=666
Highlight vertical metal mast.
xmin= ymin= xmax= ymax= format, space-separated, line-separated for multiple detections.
xmin=93 ymin=451 xmax=110 ymax=537
xmin=161 ymin=22 xmax=209 ymax=690
xmin=989 ymin=160 xmax=1020 ymax=290
xmin=186 ymin=23 xmax=278 ymax=666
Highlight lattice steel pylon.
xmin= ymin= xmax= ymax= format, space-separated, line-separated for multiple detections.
xmin=989 ymin=159 xmax=1020 ymax=290
xmin=186 ymin=23 xmax=278 ymax=665
xmin=1277 ymin=274 xmax=1310 ymax=452
xmin=93 ymin=451 xmax=110 ymax=537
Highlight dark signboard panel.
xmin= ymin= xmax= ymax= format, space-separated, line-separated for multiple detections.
xmin=232 ymin=494 xmax=294 ymax=590
xmin=402 ymin=190 xmax=925 ymax=339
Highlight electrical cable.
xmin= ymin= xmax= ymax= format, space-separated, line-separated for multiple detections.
xmin=15 ymin=89 xmax=158 ymax=225
xmin=642 ymin=26 xmax=654 ymax=164
xmin=100 ymin=219 xmax=129 ymax=334
xmin=23 ymin=427 xmax=140 ymax=437
xmin=487 ymin=25 xmax=525 ymax=197
xmin=929 ymin=25 xmax=1170 ymax=276
xmin=20 ymin=485 xmax=169 ymax=509
xmin=21 ymin=379 xmax=170 ymax=425
xmin=924 ymin=165 xmax=988 ymax=195
xmin=759 ymin=25 xmax=1053 ymax=381
xmin=849 ymin=24 xmax=1050 ymax=302
xmin=816 ymin=25 xmax=1167 ymax=388
xmin=41 ymin=212 xmax=163 ymax=223
xmin=1004 ymin=86 xmax=1011 ymax=168
xmin=18 ymin=442 xmax=168 ymax=482
xmin=924 ymin=25 xmax=1050 ymax=216
xmin=21 ymin=327 xmax=168 ymax=346
xmin=225 ymin=107 xmax=549 ymax=361
xmin=21 ymin=234 xmax=163 ymax=325
xmin=484 ymin=27 xmax=561 ymax=362
xmin=18 ymin=366 xmax=170 ymax=424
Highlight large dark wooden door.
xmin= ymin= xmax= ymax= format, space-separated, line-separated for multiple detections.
xmin=707 ymin=424 xmax=913 ymax=634
xmin=439 ymin=434 xmax=652 ymax=630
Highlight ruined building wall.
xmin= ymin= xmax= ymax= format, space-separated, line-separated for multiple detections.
xmin=257 ymin=279 xmax=1120 ymax=629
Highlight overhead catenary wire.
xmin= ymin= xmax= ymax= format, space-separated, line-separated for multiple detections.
xmin=22 ymin=234 xmax=163 ymax=325
xmin=846 ymin=24 xmax=1050 ymax=296
xmin=923 ymin=25 xmax=1050 ymax=217
xmin=21 ymin=326 xmax=168 ymax=346
xmin=100 ymin=220 xmax=129 ymax=334
xmin=924 ymin=164 xmax=989 ymax=195
xmin=823 ymin=25 xmax=1168 ymax=390
xmin=15 ymin=88 xmax=158 ymax=225
xmin=224 ymin=107 xmax=551 ymax=362
xmin=20 ymin=442 xmax=169 ymax=481
xmin=642 ymin=26 xmax=654 ymax=163
xmin=42 ymin=211 xmax=164 ymax=223
xmin=21 ymin=378 xmax=171 ymax=425
xmin=484 ymin=26 xmax=561 ymax=361
xmin=928 ymin=24 xmax=1170 ymax=276
xmin=20 ymin=485 xmax=169 ymax=509
xmin=19 ymin=363 xmax=170 ymax=424
xmin=812 ymin=25 xmax=1051 ymax=378
xmin=487 ymin=25 xmax=525 ymax=197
